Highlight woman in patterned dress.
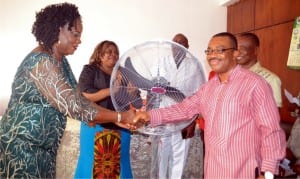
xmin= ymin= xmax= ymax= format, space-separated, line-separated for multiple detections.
xmin=0 ymin=3 xmax=135 ymax=178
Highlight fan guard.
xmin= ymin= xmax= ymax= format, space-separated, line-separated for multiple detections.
xmin=110 ymin=40 xmax=206 ymax=136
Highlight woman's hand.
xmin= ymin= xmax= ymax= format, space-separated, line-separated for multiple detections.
xmin=114 ymin=122 xmax=131 ymax=130
xmin=88 ymin=120 xmax=97 ymax=127
xmin=133 ymin=111 xmax=150 ymax=126
xmin=119 ymin=109 xmax=136 ymax=123
xmin=89 ymin=108 xmax=150 ymax=130
xmin=116 ymin=110 xmax=150 ymax=130
xmin=116 ymin=110 xmax=138 ymax=130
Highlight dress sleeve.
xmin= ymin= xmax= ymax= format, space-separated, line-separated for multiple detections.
xmin=29 ymin=56 xmax=98 ymax=123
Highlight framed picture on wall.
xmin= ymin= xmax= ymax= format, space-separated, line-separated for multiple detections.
xmin=287 ymin=16 xmax=300 ymax=70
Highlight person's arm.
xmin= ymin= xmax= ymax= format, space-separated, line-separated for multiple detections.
xmin=82 ymin=89 xmax=110 ymax=102
xmin=133 ymin=88 xmax=203 ymax=127
xmin=253 ymin=79 xmax=286 ymax=175
xmin=91 ymin=105 xmax=136 ymax=126
xmin=78 ymin=65 xmax=110 ymax=102
xmin=29 ymin=56 xmax=135 ymax=126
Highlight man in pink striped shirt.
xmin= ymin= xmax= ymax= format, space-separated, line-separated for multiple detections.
xmin=134 ymin=32 xmax=286 ymax=178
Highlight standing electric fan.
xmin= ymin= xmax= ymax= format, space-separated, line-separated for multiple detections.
xmin=110 ymin=40 xmax=206 ymax=136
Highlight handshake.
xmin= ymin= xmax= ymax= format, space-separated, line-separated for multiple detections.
xmin=89 ymin=109 xmax=151 ymax=131
xmin=117 ymin=110 xmax=151 ymax=130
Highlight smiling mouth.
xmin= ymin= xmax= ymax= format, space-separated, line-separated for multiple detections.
xmin=209 ymin=58 xmax=220 ymax=64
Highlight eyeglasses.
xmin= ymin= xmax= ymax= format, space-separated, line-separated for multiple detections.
xmin=204 ymin=48 xmax=236 ymax=55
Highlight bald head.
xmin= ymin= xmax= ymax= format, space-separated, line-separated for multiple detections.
xmin=172 ymin=33 xmax=189 ymax=49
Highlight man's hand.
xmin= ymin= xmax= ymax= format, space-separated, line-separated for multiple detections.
xmin=256 ymin=174 xmax=264 ymax=179
xmin=88 ymin=109 xmax=150 ymax=130
xmin=133 ymin=111 xmax=150 ymax=126
xmin=118 ymin=110 xmax=149 ymax=130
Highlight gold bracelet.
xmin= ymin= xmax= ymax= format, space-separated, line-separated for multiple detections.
xmin=117 ymin=112 xmax=122 ymax=123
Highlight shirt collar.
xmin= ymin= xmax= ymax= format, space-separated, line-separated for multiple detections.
xmin=249 ymin=61 xmax=261 ymax=72
xmin=213 ymin=65 xmax=242 ymax=84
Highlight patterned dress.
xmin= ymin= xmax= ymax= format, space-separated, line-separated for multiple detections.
xmin=0 ymin=52 xmax=98 ymax=178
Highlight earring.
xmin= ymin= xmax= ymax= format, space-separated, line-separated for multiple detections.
xmin=58 ymin=40 xmax=61 ymax=44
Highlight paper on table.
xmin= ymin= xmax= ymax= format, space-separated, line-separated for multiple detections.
xmin=279 ymin=158 xmax=296 ymax=176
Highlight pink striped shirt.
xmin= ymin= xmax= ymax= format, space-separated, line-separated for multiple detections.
xmin=150 ymin=65 xmax=286 ymax=178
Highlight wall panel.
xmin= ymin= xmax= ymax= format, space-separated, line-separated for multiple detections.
xmin=255 ymin=0 xmax=300 ymax=29
xmin=255 ymin=22 xmax=299 ymax=122
xmin=227 ymin=0 xmax=300 ymax=124
xmin=227 ymin=0 xmax=255 ymax=33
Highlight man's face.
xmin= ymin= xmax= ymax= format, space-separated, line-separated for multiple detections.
xmin=206 ymin=36 xmax=237 ymax=74
xmin=173 ymin=35 xmax=188 ymax=49
xmin=236 ymin=36 xmax=257 ymax=67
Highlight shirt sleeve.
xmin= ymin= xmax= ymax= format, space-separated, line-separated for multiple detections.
xmin=252 ymin=79 xmax=286 ymax=174
xmin=149 ymin=87 xmax=203 ymax=126
xmin=29 ymin=56 xmax=98 ymax=123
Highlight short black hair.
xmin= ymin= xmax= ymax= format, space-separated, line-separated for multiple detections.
xmin=238 ymin=32 xmax=260 ymax=47
xmin=212 ymin=32 xmax=237 ymax=49
xmin=31 ymin=2 xmax=81 ymax=52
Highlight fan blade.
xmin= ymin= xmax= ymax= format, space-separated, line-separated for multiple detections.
xmin=121 ymin=57 xmax=186 ymax=103
xmin=117 ymin=57 xmax=154 ymax=90
xmin=164 ymin=85 xmax=186 ymax=102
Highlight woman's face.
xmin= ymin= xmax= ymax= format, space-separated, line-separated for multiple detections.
xmin=57 ymin=18 xmax=82 ymax=56
xmin=100 ymin=44 xmax=119 ymax=69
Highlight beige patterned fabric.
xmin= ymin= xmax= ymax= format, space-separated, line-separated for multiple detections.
xmin=56 ymin=118 xmax=81 ymax=178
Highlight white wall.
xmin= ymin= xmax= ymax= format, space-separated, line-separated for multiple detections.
xmin=0 ymin=0 xmax=227 ymax=102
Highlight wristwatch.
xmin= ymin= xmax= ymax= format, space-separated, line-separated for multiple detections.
xmin=261 ymin=171 xmax=274 ymax=179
